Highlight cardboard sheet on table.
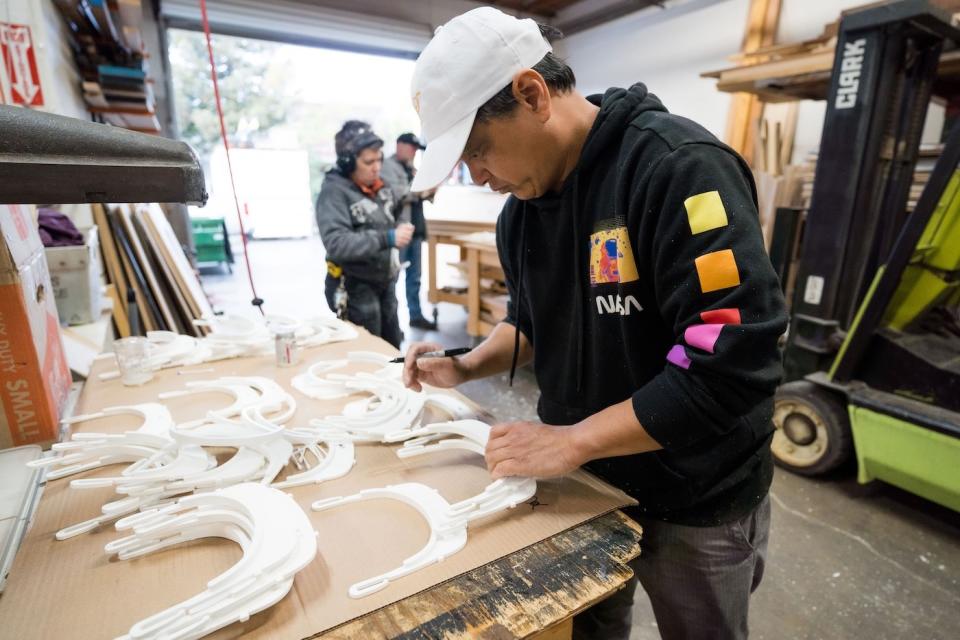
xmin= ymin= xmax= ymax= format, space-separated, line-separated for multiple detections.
xmin=0 ymin=330 xmax=635 ymax=639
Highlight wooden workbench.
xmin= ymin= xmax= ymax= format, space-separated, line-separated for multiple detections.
xmin=0 ymin=329 xmax=641 ymax=639
xmin=423 ymin=186 xmax=504 ymax=330
xmin=326 ymin=510 xmax=641 ymax=639
xmin=456 ymin=232 xmax=504 ymax=338
xmin=425 ymin=216 xmax=498 ymax=313
xmin=425 ymin=229 xmax=504 ymax=338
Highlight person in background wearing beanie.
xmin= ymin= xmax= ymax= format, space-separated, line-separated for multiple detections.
xmin=401 ymin=8 xmax=787 ymax=640
xmin=317 ymin=120 xmax=414 ymax=348
xmin=381 ymin=132 xmax=439 ymax=331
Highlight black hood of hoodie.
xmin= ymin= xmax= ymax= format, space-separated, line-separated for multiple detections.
xmin=578 ymin=84 xmax=668 ymax=169
xmin=525 ymin=83 xmax=667 ymax=208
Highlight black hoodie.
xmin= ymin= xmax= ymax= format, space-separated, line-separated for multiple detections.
xmin=496 ymin=84 xmax=788 ymax=526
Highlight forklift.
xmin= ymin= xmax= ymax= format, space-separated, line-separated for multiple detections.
xmin=773 ymin=0 xmax=960 ymax=512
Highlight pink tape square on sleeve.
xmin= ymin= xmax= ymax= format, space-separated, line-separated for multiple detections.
xmin=684 ymin=323 xmax=724 ymax=354
xmin=666 ymin=344 xmax=692 ymax=370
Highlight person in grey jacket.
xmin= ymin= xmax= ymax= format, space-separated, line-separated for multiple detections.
xmin=316 ymin=121 xmax=414 ymax=348
xmin=381 ymin=132 xmax=438 ymax=331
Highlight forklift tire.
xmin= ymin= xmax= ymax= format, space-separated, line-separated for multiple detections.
xmin=771 ymin=381 xmax=853 ymax=476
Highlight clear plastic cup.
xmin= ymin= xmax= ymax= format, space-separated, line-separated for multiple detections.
xmin=274 ymin=331 xmax=300 ymax=367
xmin=113 ymin=337 xmax=155 ymax=386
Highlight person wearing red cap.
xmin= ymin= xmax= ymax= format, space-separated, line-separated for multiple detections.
xmin=402 ymin=7 xmax=787 ymax=640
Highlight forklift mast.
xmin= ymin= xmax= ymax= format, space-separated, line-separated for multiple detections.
xmin=784 ymin=0 xmax=960 ymax=380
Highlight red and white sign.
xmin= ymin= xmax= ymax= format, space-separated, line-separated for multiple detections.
xmin=0 ymin=22 xmax=44 ymax=107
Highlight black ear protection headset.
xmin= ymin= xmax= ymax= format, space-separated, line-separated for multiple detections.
xmin=336 ymin=127 xmax=384 ymax=175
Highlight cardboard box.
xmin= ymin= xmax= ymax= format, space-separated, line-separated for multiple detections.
xmin=0 ymin=205 xmax=71 ymax=449
xmin=45 ymin=226 xmax=103 ymax=325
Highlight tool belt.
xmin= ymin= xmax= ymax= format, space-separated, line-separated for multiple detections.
xmin=326 ymin=261 xmax=348 ymax=319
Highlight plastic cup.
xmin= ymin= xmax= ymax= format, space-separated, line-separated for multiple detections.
xmin=274 ymin=331 xmax=300 ymax=367
xmin=114 ymin=337 xmax=155 ymax=386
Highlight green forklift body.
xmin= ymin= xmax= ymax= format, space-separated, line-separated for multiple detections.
xmin=849 ymin=404 xmax=960 ymax=512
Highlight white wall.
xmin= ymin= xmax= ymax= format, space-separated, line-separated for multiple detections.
xmin=1 ymin=0 xmax=93 ymax=228
xmin=0 ymin=0 xmax=87 ymax=118
xmin=556 ymin=0 xmax=749 ymax=139
xmin=557 ymin=0 xmax=941 ymax=165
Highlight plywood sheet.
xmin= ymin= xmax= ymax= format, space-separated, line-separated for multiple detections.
xmin=141 ymin=204 xmax=215 ymax=322
xmin=131 ymin=208 xmax=194 ymax=335
xmin=108 ymin=206 xmax=158 ymax=333
xmin=118 ymin=206 xmax=178 ymax=331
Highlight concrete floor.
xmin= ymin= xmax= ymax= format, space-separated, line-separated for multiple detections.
xmin=200 ymin=235 xmax=959 ymax=640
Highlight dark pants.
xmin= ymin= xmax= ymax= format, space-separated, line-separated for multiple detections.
xmin=399 ymin=237 xmax=425 ymax=320
xmin=573 ymin=496 xmax=770 ymax=640
xmin=325 ymin=275 xmax=402 ymax=348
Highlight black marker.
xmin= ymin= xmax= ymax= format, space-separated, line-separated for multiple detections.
xmin=390 ymin=347 xmax=472 ymax=363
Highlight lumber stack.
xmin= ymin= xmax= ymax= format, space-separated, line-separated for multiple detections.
xmin=791 ymin=144 xmax=943 ymax=214
xmin=723 ymin=0 xmax=783 ymax=167
xmin=703 ymin=3 xmax=960 ymax=102
xmin=702 ymin=21 xmax=838 ymax=102
xmin=52 ymin=0 xmax=160 ymax=133
xmin=93 ymin=204 xmax=214 ymax=338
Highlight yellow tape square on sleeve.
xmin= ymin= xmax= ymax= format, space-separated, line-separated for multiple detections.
xmin=684 ymin=190 xmax=728 ymax=235
xmin=695 ymin=249 xmax=740 ymax=293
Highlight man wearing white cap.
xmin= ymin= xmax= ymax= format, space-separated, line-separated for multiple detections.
xmin=403 ymin=8 xmax=787 ymax=640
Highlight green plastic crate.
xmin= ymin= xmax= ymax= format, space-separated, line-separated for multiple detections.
xmin=191 ymin=217 xmax=230 ymax=266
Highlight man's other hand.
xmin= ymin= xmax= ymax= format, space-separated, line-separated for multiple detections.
xmin=485 ymin=421 xmax=582 ymax=479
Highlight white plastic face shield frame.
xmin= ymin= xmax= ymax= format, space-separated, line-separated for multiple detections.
xmin=52 ymin=435 xmax=279 ymax=540
xmin=69 ymin=444 xmax=217 ymax=492
xmin=291 ymin=351 xmax=400 ymax=400
xmin=106 ymin=483 xmax=317 ymax=640
xmin=96 ymin=333 xmax=210 ymax=381
xmin=309 ymin=375 xmax=426 ymax=442
xmin=161 ymin=377 xmax=296 ymax=427
xmin=29 ymin=403 xmax=177 ymax=481
xmin=54 ymin=488 xmax=188 ymax=541
xmin=26 ymin=402 xmax=192 ymax=541
xmin=37 ymin=385 xmax=348 ymax=541
xmin=131 ymin=404 xmax=352 ymax=493
xmin=195 ymin=314 xmax=360 ymax=358
xmin=393 ymin=420 xmax=537 ymax=526
xmin=313 ymin=420 xmax=537 ymax=598
xmin=271 ymin=435 xmax=355 ymax=489
xmin=422 ymin=393 xmax=477 ymax=421
xmin=296 ymin=316 xmax=360 ymax=347
xmin=115 ymin=403 xmax=326 ymax=497
xmin=239 ymin=406 xmax=357 ymax=489
xmin=194 ymin=314 xmax=263 ymax=342
xmin=167 ymin=408 xmax=294 ymax=488
xmin=312 ymin=482 xmax=468 ymax=598
xmin=50 ymin=408 xmax=354 ymax=540
xmin=96 ymin=315 xmax=363 ymax=381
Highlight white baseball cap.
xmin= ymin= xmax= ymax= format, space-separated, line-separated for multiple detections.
xmin=409 ymin=7 xmax=552 ymax=192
